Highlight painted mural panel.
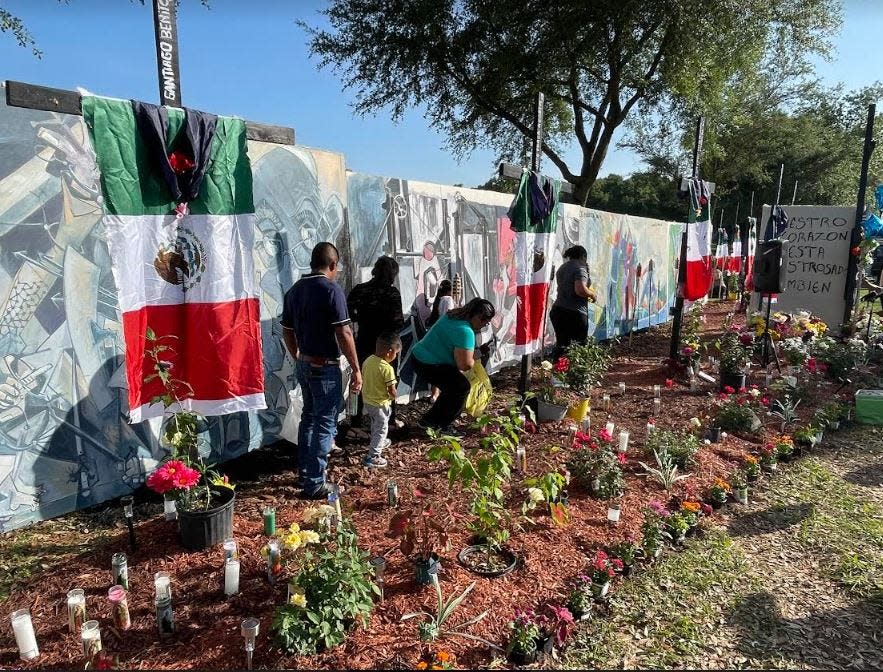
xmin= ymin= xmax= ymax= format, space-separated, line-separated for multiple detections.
xmin=0 ymin=89 xmax=347 ymax=531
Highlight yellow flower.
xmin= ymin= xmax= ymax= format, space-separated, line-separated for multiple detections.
xmin=260 ymin=545 xmax=269 ymax=558
xmin=288 ymin=523 xmax=301 ymax=534
xmin=282 ymin=532 xmax=302 ymax=551
xmin=299 ymin=530 xmax=320 ymax=544
xmin=416 ymin=663 xmax=428 ymax=670
xmin=289 ymin=592 xmax=307 ymax=608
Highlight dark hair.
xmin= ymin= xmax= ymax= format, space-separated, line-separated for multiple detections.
xmin=310 ymin=242 xmax=339 ymax=271
xmin=563 ymin=245 xmax=588 ymax=261
xmin=448 ymin=297 xmax=495 ymax=323
xmin=376 ymin=332 xmax=402 ymax=352
xmin=427 ymin=279 xmax=453 ymax=327
xmin=371 ymin=256 xmax=399 ymax=286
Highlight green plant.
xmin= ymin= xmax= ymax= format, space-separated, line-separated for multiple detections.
xmin=566 ymin=440 xmax=626 ymax=499
xmin=428 ymin=406 xmax=523 ymax=547
xmin=567 ymin=576 xmax=594 ymax=616
xmin=714 ymin=392 xmax=762 ymax=434
xmin=610 ymin=537 xmax=639 ymax=567
xmin=522 ymin=471 xmax=565 ymax=516
xmin=271 ymin=523 xmax=378 ymax=655
xmin=536 ymin=360 xmax=569 ymax=406
xmin=813 ymin=336 xmax=869 ymax=379
xmin=666 ymin=511 xmax=691 ymax=538
xmin=793 ymin=424 xmax=819 ymax=446
xmin=646 ymin=429 xmax=699 ymax=470
xmin=402 ymin=576 xmax=495 ymax=646
xmin=641 ymin=501 xmax=672 ymax=557
xmin=508 ymin=610 xmax=541 ymax=657
xmin=730 ymin=470 xmax=747 ymax=490
xmin=559 ymin=339 xmax=613 ymax=395
xmin=780 ymin=337 xmax=809 ymax=367
xmin=743 ymin=455 xmax=760 ymax=479
xmin=388 ymin=491 xmax=451 ymax=561
xmin=638 ymin=450 xmax=689 ymax=490
xmin=718 ymin=331 xmax=748 ymax=376
xmin=770 ymin=396 xmax=801 ymax=431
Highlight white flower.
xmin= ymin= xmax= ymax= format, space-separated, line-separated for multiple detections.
xmin=703 ymin=439 xmax=711 ymax=445
xmin=540 ymin=360 xmax=554 ymax=371
xmin=748 ymin=388 xmax=761 ymax=398
xmin=721 ymin=432 xmax=728 ymax=439
xmin=528 ymin=487 xmax=545 ymax=503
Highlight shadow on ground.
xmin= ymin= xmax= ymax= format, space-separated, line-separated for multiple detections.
xmin=728 ymin=590 xmax=883 ymax=668
xmin=843 ymin=462 xmax=883 ymax=488
xmin=726 ymin=502 xmax=814 ymax=538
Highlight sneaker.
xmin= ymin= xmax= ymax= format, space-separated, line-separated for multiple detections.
xmin=298 ymin=484 xmax=333 ymax=500
xmin=362 ymin=455 xmax=389 ymax=468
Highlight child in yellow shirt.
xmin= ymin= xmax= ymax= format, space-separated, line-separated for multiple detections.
xmin=361 ymin=332 xmax=401 ymax=468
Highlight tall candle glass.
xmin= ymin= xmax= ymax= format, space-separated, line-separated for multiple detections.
xmin=225 ymin=558 xmax=240 ymax=596
xmin=154 ymin=571 xmax=172 ymax=600
xmin=67 ymin=588 xmax=86 ymax=634
xmin=81 ymin=620 xmax=101 ymax=661
xmin=108 ymin=585 xmax=131 ymax=630
xmin=10 ymin=608 xmax=39 ymax=661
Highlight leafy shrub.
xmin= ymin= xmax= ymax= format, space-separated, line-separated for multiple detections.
xmin=714 ymin=392 xmax=763 ymax=433
xmin=639 ymin=450 xmax=689 ymax=490
xmin=813 ymin=336 xmax=868 ymax=379
xmin=271 ymin=524 xmax=378 ymax=655
xmin=645 ymin=429 xmax=699 ymax=469
xmin=567 ymin=432 xmax=625 ymax=499
xmin=559 ymin=339 xmax=612 ymax=395
xmin=718 ymin=331 xmax=749 ymax=375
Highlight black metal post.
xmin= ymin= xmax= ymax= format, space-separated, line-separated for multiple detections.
xmin=843 ymin=103 xmax=877 ymax=328
xmin=669 ymin=116 xmax=704 ymax=360
xmin=518 ymin=93 xmax=545 ymax=395
xmin=152 ymin=0 xmax=182 ymax=107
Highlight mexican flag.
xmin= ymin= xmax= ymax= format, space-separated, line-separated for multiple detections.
xmin=726 ymin=234 xmax=742 ymax=273
xmin=744 ymin=227 xmax=759 ymax=291
xmin=682 ymin=207 xmax=713 ymax=301
xmin=509 ymin=171 xmax=560 ymax=355
xmin=714 ymin=228 xmax=729 ymax=267
xmin=83 ymin=96 xmax=265 ymax=423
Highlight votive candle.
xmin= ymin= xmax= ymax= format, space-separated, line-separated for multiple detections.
xmin=225 ymin=558 xmax=240 ymax=596
xmin=81 ymin=620 xmax=101 ymax=660
xmin=652 ymin=398 xmax=661 ymax=414
xmin=262 ymin=507 xmax=276 ymax=535
xmin=653 ymin=384 xmax=661 ymax=398
xmin=154 ymin=571 xmax=171 ymax=600
xmin=607 ymin=504 xmax=621 ymax=524
xmin=67 ymin=589 xmax=86 ymax=634
xmin=223 ymin=538 xmax=238 ymax=562
xmin=602 ymin=394 xmax=611 ymax=411
xmin=605 ymin=420 xmax=615 ymax=436
xmin=646 ymin=421 xmax=656 ymax=437
xmin=107 ymin=585 xmax=131 ymax=630
xmin=515 ymin=446 xmax=527 ymax=473
xmin=618 ymin=382 xmax=626 ymax=396
xmin=617 ymin=430 xmax=629 ymax=453
xmin=10 ymin=608 xmax=38 ymax=661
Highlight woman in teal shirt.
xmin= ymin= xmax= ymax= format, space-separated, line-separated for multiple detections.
xmin=412 ymin=298 xmax=495 ymax=430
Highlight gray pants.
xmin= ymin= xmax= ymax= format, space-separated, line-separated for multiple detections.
xmin=365 ymin=403 xmax=391 ymax=459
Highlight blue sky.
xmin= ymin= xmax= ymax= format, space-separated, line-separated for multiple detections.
xmin=0 ymin=0 xmax=879 ymax=187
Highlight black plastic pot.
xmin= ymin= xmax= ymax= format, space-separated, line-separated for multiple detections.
xmin=458 ymin=544 xmax=518 ymax=577
xmin=707 ymin=426 xmax=722 ymax=443
xmin=719 ymin=372 xmax=746 ymax=392
xmin=177 ymin=486 xmax=235 ymax=551
xmin=508 ymin=647 xmax=538 ymax=665
xmin=415 ymin=553 xmax=441 ymax=585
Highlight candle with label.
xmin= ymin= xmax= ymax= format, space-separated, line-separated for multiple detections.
xmin=605 ymin=420 xmax=615 ymax=436
xmin=328 ymin=484 xmax=343 ymax=521
xmin=108 ymin=585 xmax=131 ymax=630
xmin=515 ymin=446 xmax=527 ymax=473
xmin=646 ymin=420 xmax=656 ymax=437
xmin=617 ymin=430 xmax=629 ymax=453
xmin=81 ymin=620 xmax=102 ymax=660
xmin=386 ymin=480 xmax=398 ymax=508
xmin=10 ymin=608 xmax=39 ymax=661
xmin=154 ymin=571 xmax=172 ymax=600
xmin=223 ymin=538 xmax=238 ymax=562
xmin=602 ymin=394 xmax=611 ymax=412
xmin=67 ymin=589 xmax=86 ymax=634
xmin=607 ymin=503 xmax=621 ymax=524
xmin=111 ymin=553 xmax=128 ymax=590
xmin=163 ymin=493 xmax=177 ymax=520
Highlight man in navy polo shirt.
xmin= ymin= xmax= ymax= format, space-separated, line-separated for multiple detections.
xmin=281 ymin=242 xmax=362 ymax=499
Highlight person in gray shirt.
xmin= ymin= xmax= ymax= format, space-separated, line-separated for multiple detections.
xmin=550 ymin=245 xmax=596 ymax=359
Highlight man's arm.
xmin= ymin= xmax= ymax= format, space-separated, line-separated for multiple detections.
xmin=335 ymin=324 xmax=362 ymax=392
xmin=282 ymin=326 xmax=298 ymax=360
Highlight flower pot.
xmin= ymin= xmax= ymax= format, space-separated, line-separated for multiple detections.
xmin=719 ymin=372 xmax=746 ymax=392
xmin=415 ymin=553 xmax=441 ymax=585
xmin=762 ymin=461 xmax=778 ymax=472
xmin=830 ymin=421 xmax=840 ymax=431
xmin=177 ymin=486 xmax=235 ymax=551
xmin=591 ymin=581 xmax=610 ymax=598
xmin=734 ymin=488 xmax=748 ymax=505
xmin=536 ymin=399 xmax=568 ymax=422
xmin=674 ymin=533 xmax=686 ymax=544
xmin=509 ymin=648 xmax=538 ymax=665
xmin=707 ymin=427 xmax=722 ymax=443
xmin=709 ymin=498 xmax=724 ymax=510
xmin=457 ymin=545 xmax=518 ymax=577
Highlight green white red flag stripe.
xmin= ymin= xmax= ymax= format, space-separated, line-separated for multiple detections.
xmin=683 ymin=216 xmax=713 ymax=301
xmin=83 ymin=95 xmax=265 ymax=423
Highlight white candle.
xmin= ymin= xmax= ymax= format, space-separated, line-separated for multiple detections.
xmin=618 ymin=430 xmax=629 ymax=452
xmin=646 ymin=422 xmax=655 ymax=437
xmin=605 ymin=421 xmax=615 ymax=436
xmin=225 ymin=558 xmax=240 ymax=596
xmin=10 ymin=609 xmax=38 ymax=661
xmin=154 ymin=572 xmax=171 ymax=600
xmin=607 ymin=505 xmax=621 ymax=524
xmin=653 ymin=384 xmax=661 ymax=398
xmin=618 ymin=382 xmax=626 ymax=395
xmin=223 ymin=538 xmax=238 ymax=561
xmin=81 ymin=620 xmax=101 ymax=660
xmin=602 ymin=394 xmax=611 ymax=411
xmin=581 ymin=416 xmax=591 ymax=432
xmin=652 ymin=398 xmax=661 ymax=414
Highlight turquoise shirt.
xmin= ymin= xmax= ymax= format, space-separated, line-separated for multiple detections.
xmin=412 ymin=314 xmax=476 ymax=366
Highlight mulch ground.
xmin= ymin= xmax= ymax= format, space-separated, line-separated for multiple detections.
xmin=0 ymin=301 xmax=853 ymax=670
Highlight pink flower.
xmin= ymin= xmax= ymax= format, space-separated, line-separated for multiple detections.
xmin=723 ymin=386 xmax=735 ymax=394
xmin=597 ymin=428 xmax=613 ymax=443
xmin=612 ymin=558 xmax=624 ymax=570
xmin=147 ymin=459 xmax=201 ymax=495
xmin=761 ymin=396 xmax=771 ymax=406
xmin=682 ymin=346 xmax=695 ymax=355
xmin=665 ymin=379 xmax=674 ymax=388
xmin=616 ymin=452 xmax=627 ymax=464
xmin=740 ymin=333 xmax=754 ymax=345
xmin=701 ymin=503 xmax=712 ymax=516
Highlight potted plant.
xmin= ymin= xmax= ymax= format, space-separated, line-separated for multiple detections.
xmin=588 ymin=549 xmax=621 ymax=598
xmin=610 ymin=537 xmax=639 ymax=576
xmin=388 ymin=491 xmax=450 ymax=585
xmin=718 ymin=331 xmax=750 ymax=391
xmin=666 ymin=511 xmax=691 ymax=544
xmin=678 ymin=500 xmax=701 ymax=535
xmin=780 ymin=337 xmax=809 ymax=375
xmin=707 ymin=478 xmax=730 ymax=509
xmin=731 ymin=471 xmax=749 ymax=504
xmin=535 ymin=358 xmax=570 ymax=422
xmin=567 ymin=429 xmax=626 ymax=499
xmin=566 ymin=575 xmax=595 ymax=620
xmin=793 ymin=425 xmax=817 ymax=455
xmin=759 ymin=443 xmax=778 ymax=472
xmin=774 ymin=435 xmax=795 ymax=462
xmin=142 ymin=328 xmax=234 ymax=550
xmin=506 ymin=610 xmax=541 ymax=665
xmin=641 ymin=500 xmax=671 ymax=559
xmin=743 ymin=455 xmax=761 ymax=482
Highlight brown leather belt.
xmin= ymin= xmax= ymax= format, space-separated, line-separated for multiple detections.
xmin=298 ymin=354 xmax=339 ymax=366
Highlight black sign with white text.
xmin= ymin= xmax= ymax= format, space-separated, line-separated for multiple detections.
xmin=152 ymin=0 xmax=181 ymax=107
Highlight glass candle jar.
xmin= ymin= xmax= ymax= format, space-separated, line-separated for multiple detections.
xmin=10 ymin=608 xmax=39 ymax=661
xmin=225 ymin=558 xmax=240 ymax=596
xmin=67 ymin=588 xmax=86 ymax=634
xmin=602 ymin=394 xmax=611 ymax=412
xmin=266 ymin=539 xmax=282 ymax=583
xmin=618 ymin=382 xmax=626 ymax=396
xmin=617 ymin=430 xmax=630 ymax=453
xmin=163 ymin=493 xmax=177 ymax=521
xmin=111 ymin=553 xmax=128 ymax=590
xmin=652 ymin=398 xmax=661 ymax=414
xmin=607 ymin=503 xmax=622 ymax=524
xmin=605 ymin=421 xmax=615 ymax=436
xmin=155 ymin=595 xmax=175 ymax=638
xmin=653 ymin=384 xmax=661 ymax=398
xmin=154 ymin=571 xmax=172 ymax=600
xmin=223 ymin=538 xmax=238 ymax=562
xmin=81 ymin=620 xmax=102 ymax=660
xmin=108 ymin=585 xmax=131 ymax=630
xmin=262 ymin=507 xmax=276 ymax=536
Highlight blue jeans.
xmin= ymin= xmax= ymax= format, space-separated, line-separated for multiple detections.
xmin=295 ymin=360 xmax=343 ymax=494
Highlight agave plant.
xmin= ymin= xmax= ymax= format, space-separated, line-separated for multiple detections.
xmin=639 ymin=450 xmax=690 ymax=490
xmin=402 ymin=575 xmax=500 ymax=648
xmin=770 ymin=396 xmax=801 ymax=432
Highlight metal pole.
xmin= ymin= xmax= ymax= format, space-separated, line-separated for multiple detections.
xmin=774 ymin=164 xmax=784 ymax=214
xmin=519 ymin=92 xmax=545 ymax=395
xmin=843 ymin=104 xmax=877 ymax=328
xmin=791 ymin=180 xmax=798 ymax=206
xmin=669 ymin=116 xmax=704 ymax=360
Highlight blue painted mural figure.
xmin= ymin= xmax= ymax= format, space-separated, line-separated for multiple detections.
xmin=0 ymin=85 xmax=681 ymax=531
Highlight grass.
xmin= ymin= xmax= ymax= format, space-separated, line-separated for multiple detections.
xmin=563 ymin=528 xmax=757 ymax=669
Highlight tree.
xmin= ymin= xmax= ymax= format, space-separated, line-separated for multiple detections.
xmin=304 ymin=0 xmax=840 ymax=205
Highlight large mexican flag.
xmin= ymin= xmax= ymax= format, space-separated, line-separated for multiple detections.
xmin=509 ymin=171 xmax=560 ymax=355
xmin=83 ymin=96 xmax=265 ymax=423
xmin=683 ymin=203 xmax=713 ymax=301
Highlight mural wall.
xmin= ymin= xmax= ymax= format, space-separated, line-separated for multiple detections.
xmin=0 ymin=88 xmax=680 ymax=531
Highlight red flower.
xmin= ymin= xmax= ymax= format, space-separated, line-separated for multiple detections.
xmin=665 ymin=379 xmax=674 ymax=388
xmin=554 ymin=357 xmax=570 ymax=373
xmin=851 ymin=245 xmax=861 ymax=257
xmin=147 ymin=459 xmax=200 ymax=495
xmin=597 ymin=428 xmax=613 ymax=443
xmin=700 ymin=503 xmax=712 ymax=516
xmin=168 ymin=150 xmax=195 ymax=174
xmin=761 ymin=396 xmax=771 ymax=406
xmin=738 ymin=387 xmax=747 ymax=394
xmin=616 ymin=452 xmax=627 ymax=464
xmin=723 ymin=386 xmax=735 ymax=394
xmin=806 ymin=358 xmax=817 ymax=373
xmin=524 ymin=420 xmax=538 ymax=434
xmin=740 ymin=333 xmax=754 ymax=345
